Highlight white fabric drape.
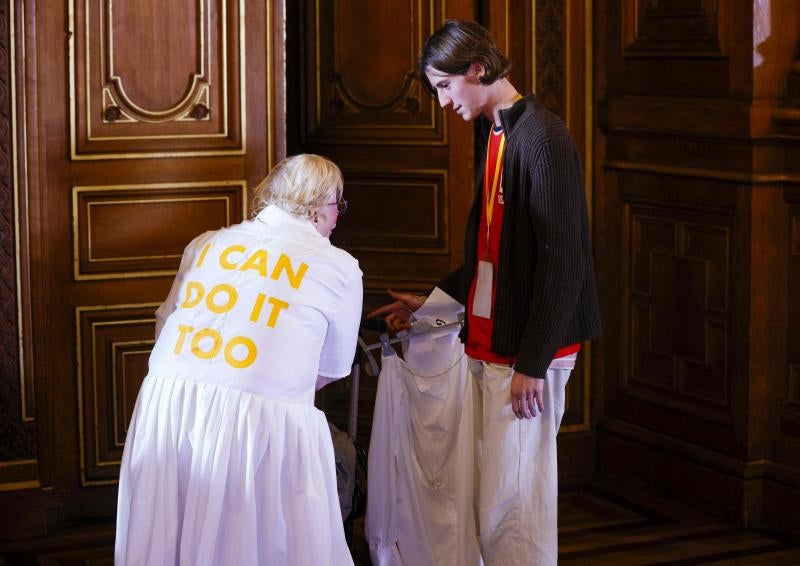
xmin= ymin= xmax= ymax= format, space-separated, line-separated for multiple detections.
xmin=116 ymin=375 xmax=352 ymax=565
xmin=366 ymin=290 xmax=482 ymax=566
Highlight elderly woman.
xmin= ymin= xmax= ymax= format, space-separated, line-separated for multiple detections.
xmin=115 ymin=154 xmax=361 ymax=565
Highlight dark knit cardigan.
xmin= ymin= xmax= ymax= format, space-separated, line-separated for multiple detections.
xmin=438 ymin=94 xmax=602 ymax=378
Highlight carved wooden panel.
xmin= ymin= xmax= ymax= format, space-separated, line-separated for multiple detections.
xmin=70 ymin=0 xmax=245 ymax=159
xmin=76 ymin=304 xmax=158 ymax=485
xmin=787 ymin=206 xmax=800 ymax=432
xmin=790 ymin=366 xmax=800 ymax=408
xmin=0 ymin=0 xmax=38 ymax=483
xmin=301 ymin=0 xmax=444 ymax=144
xmin=332 ymin=170 xmax=448 ymax=253
xmin=622 ymin=0 xmax=723 ymax=57
xmin=560 ymin=355 xmax=589 ymax=431
xmin=623 ymin=201 xmax=732 ymax=420
xmin=72 ymin=181 xmax=246 ymax=280
xmin=536 ymin=0 xmax=566 ymax=117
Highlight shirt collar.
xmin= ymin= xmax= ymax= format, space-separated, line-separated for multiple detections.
xmin=254 ymin=205 xmax=323 ymax=238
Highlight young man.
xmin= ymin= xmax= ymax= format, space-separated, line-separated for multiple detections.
xmin=370 ymin=20 xmax=602 ymax=565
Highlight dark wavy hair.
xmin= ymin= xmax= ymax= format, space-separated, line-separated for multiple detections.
xmin=418 ymin=20 xmax=511 ymax=94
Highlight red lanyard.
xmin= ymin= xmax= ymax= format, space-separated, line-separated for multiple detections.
xmin=483 ymin=132 xmax=506 ymax=258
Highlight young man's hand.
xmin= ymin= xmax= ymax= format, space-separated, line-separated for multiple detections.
xmin=367 ymin=289 xmax=426 ymax=332
xmin=510 ymin=371 xmax=544 ymax=419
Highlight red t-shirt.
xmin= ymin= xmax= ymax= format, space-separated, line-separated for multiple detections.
xmin=465 ymin=126 xmax=580 ymax=368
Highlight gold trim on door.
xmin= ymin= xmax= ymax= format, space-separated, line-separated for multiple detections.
xmin=72 ymin=180 xmax=247 ymax=281
xmin=76 ymin=304 xmax=160 ymax=487
xmin=68 ymin=0 xmax=248 ymax=159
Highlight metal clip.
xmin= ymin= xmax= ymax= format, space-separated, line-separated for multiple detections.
xmin=379 ymin=333 xmax=394 ymax=357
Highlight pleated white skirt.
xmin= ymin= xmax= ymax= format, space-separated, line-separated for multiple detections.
xmin=115 ymin=373 xmax=353 ymax=566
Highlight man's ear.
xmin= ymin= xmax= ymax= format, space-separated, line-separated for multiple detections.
xmin=469 ymin=62 xmax=486 ymax=79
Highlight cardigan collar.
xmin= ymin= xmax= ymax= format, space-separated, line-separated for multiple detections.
xmin=485 ymin=93 xmax=539 ymax=139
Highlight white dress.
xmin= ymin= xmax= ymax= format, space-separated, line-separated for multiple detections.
xmin=115 ymin=205 xmax=362 ymax=565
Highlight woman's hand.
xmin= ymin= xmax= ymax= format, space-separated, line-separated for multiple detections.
xmin=367 ymin=289 xmax=427 ymax=332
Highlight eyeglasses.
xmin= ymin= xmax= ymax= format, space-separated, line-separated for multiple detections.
xmin=326 ymin=198 xmax=348 ymax=215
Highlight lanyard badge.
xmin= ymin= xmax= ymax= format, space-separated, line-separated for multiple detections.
xmin=483 ymin=132 xmax=506 ymax=260
xmin=473 ymin=132 xmax=506 ymax=319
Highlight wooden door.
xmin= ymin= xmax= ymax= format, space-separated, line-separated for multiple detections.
xmin=290 ymin=0 xmax=595 ymax=485
xmin=288 ymin=0 xmax=478 ymax=446
xmin=0 ymin=0 xmax=284 ymax=536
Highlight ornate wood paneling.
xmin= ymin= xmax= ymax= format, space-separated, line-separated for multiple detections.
xmin=561 ymin=358 xmax=589 ymax=431
xmin=622 ymin=0 xmax=724 ymax=57
xmin=601 ymin=173 xmax=741 ymax=455
xmin=69 ymin=0 xmax=246 ymax=159
xmin=600 ymin=0 xmax=734 ymax=99
xmin=333 ymin=170 xmax=448 ymax=253
xmin=535 ymin=0 xmax=566 ymax=117
xmin=290 ymin=0 xmax=474 ymax=296
xmin=72 ymin=181 xmax=246 ymax=280
xmin=624 ymin=204 xmax=731 ymax=414
xmin=790 ymin=365 xmax=800 ymax=409
xmin=597 ymin=0 xmax=800 ymax=529
xmin=76 ymin=304 xmax=158 ymax=485
xmin=490 ymin=0 xmax=593 ymax=172
xmin=300 ymin=0 xmax=444 ymax=144
xmin=785 ymin=204 xmax=800 ymax=437
xmin=0 ymin=0 xmax=278 ymax=536
xmin=0 ymin=0 xmax=38 ymax=490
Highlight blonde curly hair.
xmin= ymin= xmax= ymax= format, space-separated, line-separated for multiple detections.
xmin=252 ymin=154 xmax=343 ymax=219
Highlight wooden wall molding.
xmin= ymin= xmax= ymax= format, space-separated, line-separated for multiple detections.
xmin=614 ymin=196 xmax=737 ymax=453
xmin=596 ymin=0 xmax=800 ymax=532
xmin=771 ymin=39 xmax=800 ymax=135
xmin=605 ymin=160 xmax=800 ymax=185
xmin=600 ymin=95 xmax=763 ymax=138
xmin=600 ymin=417 xmax=767 ymax=480
xmin=535 ymin=0 xmax=565 ymax=117
xmin=71 ymin=181 xmax=246 ymax=280
xmin=621 ymin=0 xmax=724 ymax=58
xmin=0 ymin=0 xmax=38 ymax=477
xmin=598 ymin=416 xmax=800 ymax=510
xmin=598 ymin=419 xmax=800 ymax=528
xmin=785 ymin=203 xmax=800 ymax=442
xmin=332 ymin=169 xmax=449 ymax=254
xmin=300 ymin=0 xmax=445 ymax=145
xmin=75 ymin=304 xmax=159 ymax=486
xmin=789 ymin=365 xmax=800 ymax=410
xmin=69 ymin=0 xmax=246 ymax=159
xmin=0 ymin=0 xmax=281 ymax=537
xmin=624 ymin=204 xmax=731 ymax=408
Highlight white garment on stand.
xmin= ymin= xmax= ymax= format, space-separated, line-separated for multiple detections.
xmin=366 ymin=289 xmax=482 ymax=566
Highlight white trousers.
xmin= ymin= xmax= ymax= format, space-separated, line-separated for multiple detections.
xmin=468 ymin=358 xmax=571 ymax=566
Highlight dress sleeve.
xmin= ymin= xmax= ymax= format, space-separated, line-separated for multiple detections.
xmin=317 ymin=263 xmax=364 ymax=378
